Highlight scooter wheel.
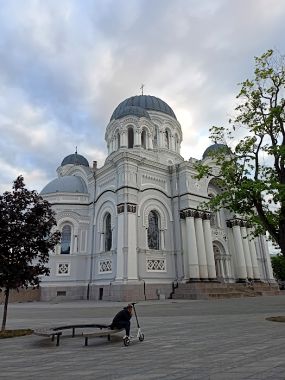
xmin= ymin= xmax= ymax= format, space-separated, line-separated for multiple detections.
xmin=139 ymin=333 xmax=144 ymax=342
xmin=123 ymin=337 xmax=130 ymax=346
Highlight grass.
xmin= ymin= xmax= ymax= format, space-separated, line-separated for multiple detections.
xmin=266 ymin=316 xmax=285 ymax=323
xmin=0 ymin=329 xmax=33 ymax=339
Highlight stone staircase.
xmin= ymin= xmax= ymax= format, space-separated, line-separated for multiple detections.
xmin=171 ymin=282 xmax=280 ymax=300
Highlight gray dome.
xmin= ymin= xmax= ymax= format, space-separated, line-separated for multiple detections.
xmin=111 ymin=95 xmax=177 ymax=121
xmin=41 ymin=176 xmax=88 ymax=195
xmin=202 ymin=143 xmax=230 ymax=159
xmin=61 ymin=153 xmax=89 ymax=167
xmin=114 ymin=105 xmax=150 ymax=120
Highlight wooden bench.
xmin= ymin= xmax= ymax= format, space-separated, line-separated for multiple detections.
xmin=33 ymin=328 xmax=63 ymax=346
xmin=82 ymin=328 xmax=124 ymax=346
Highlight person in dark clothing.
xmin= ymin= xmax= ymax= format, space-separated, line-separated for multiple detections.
xmin=110 ymin=304 xmax=133 ymax=337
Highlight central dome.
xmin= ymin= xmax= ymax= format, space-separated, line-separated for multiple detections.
xmin=110 ymin=95 xmax=177 ymax=121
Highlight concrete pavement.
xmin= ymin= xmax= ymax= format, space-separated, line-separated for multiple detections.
xmin=1 ymin=295 xmax=285 ymax=379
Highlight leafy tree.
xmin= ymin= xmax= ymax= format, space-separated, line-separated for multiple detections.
xmin=0 ymin=176 xmax=60 ymax=331
xmin=271 ymin=255 xmax=285 ymax=281
xmin=195 ymin=50 xmax=285 ymax=255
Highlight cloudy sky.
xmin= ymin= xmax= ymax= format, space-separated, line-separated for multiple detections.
xmin=0 ymin=0 xmax=285 ymax=193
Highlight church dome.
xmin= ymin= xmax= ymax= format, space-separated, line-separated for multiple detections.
xmin=61 ymin=152 xmax=89 ymax=167
xmin=202 ymin=143 xmax=230 ymax=159
xmin=110 ymin=95 xmax=177 ymax=121
xmin=114 ymin=105 xmax=150 ymax=120
xmin=41 ymin=176 xmax=88 ymax=195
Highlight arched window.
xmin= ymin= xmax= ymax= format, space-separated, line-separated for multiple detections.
xmin=165 ymin=130 xmax=170 ymax=149
xmin=117 ymin=132 xmax=120 ymax=149
xmin=141 ymin=129 xmax=146 ymax=149
xmin=128 ymin=127 xmax=134 ymax=148
xmin=61 ymin=225 xmax=71 ymax=254
xmin=104 ymin=213 xmax=112 ymax=251
xmin=174 ymin=134 xmax=179 ymax=152
xmin=148 ymin=210 xmax=160 ymax=250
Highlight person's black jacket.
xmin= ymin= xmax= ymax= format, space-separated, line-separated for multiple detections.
xmin=110 ymin=307 xmax=131 ymax=328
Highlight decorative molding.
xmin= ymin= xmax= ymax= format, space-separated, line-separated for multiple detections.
xmin=180 ymin=208 xmax=211 ymax=220
xmin=127 ymin=203 xmax=137 ymax=213
xmin=146 ymin=258 xmax=166 ymax=272
xmin=56 ymin=263 xmax=70 ymax=276
xmin=99 ymin=259 xmax=112 ymax=273
xmin=117 ymin=203 xmax=125 ymax=214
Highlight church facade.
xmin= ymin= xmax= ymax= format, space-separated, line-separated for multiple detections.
xmin=40 ymin=95 xmax=275 ymax=301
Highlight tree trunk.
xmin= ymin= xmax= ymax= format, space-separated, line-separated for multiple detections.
xmin=1 ymin=288 xmax=10 ymax=332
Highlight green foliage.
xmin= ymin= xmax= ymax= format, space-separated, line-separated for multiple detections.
xmin=0 ymin=176 xmax=60 ymax=330
xmin=271 ymin=255 xmax=285 ymax=281
xmin=195 ymin=50 xmax=285 ymax=255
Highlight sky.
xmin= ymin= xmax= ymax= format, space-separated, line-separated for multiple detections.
xmin=0 ymin=0 xmax=285 ymax=193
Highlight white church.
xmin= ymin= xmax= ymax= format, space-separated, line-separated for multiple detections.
xmin=40 ymin=94 xmax=276 ymax=301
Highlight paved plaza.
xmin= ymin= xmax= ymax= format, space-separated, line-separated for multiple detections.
xmin=1 ymin=295 xmax=285 ymax=380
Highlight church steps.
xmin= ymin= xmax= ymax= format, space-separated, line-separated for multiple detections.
xmin=171 ymin=282 xmax=280 ymax=300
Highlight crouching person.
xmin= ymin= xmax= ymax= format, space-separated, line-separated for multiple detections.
xmin=110 ymin=304 xmax=133 ymax=338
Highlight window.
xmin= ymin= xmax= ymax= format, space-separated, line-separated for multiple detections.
xmin=147 ymin=210 xmax=160 ymax=250
xmin=104 ymin=213 xmax=112 ymax=251
xmin=61 ymin=225 xmax=71 ymax=254
xmin=165 ymin=130 xmax=170 ymax=149
xmin=117 ymin=132 xmax=120 ymax=149
xmin=128 ymin=127 xmax=134 ymax=148
xmin=153 ymin=126 xmax=158 ymax=147
xmin=141 ymin=129 xmax=146 ymax=149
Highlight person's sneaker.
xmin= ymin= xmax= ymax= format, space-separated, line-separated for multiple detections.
xmin=123 ymin=335 xmax=129 ymax=339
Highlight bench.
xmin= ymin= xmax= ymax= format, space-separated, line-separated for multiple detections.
xmin=33 ymin=328 xmax=63 ymax=346
xmin=33 ymin=324 xmax=113 ymax=346
xmin=82 ymin=328 xmax=124 ymax=346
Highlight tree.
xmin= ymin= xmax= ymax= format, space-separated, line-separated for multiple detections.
xmin=195 ymin=50 xmax=285 ymax=255
xmin=271 ymin=255 xmax=285 ymax=282
xmin=0 ymin=176 xmax=60 ymax=331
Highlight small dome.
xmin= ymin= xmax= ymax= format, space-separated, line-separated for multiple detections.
xmin=202 ymin=143 xmax=230 ymax=159
xmin=41 ymin=176 xmax=88 ymax=195
xmin=111 ymin=95 xmax=176 ymax=121
xmin=61 ymin=153 xmax=89 ymax=167
xmin=114 ymin=105 xmax=150 ymax=120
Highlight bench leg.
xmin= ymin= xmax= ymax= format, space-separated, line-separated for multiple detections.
xmin=56 ymin=334 xmax=60 ymax=346
xmin=51 ymin=335 xmax=55 ymax=342
xmin=85 ymin=337 xmax=88 ymax=346
xmin=107 ymin=334 xmax=111 ymax=341
xmin=72 ymin=328 xmax=75 ymax=337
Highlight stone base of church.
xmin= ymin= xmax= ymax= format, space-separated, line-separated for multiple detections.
xmin=40 ymin=284 xmax=87 ymax=301
xmin=0 ymin=287 xmax=40 ymax=304
xmin=89 ymin=282 xmax=174 ymax=302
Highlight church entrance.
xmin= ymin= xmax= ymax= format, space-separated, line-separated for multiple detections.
xmin=213 ymin=242 xmax=230 ymax=282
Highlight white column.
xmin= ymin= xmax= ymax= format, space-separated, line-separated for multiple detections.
xmin=115 ymin=205 xmax=125 ymax=281
xmin=121 ymin=130 xmax=127 ymax=147
xmin=203 ymin=217 xmax=216 ymax=280
xmin=241 ymin=226 xmax=253 ymax=279
xmin=185 ymin=214 xmax=199 ymax=279
xmin=134 ymin=128 xmax=140 ymax=147
xmin=148 ymin=132 xmax=153 ymax=150
xmin=160 ymin=230 xmax=165 ymax=250
xmin=260 ymin=235 xmax=275 ymax=281
xmin=195 ymin=215 xmax=208 ymax=279
xmin=247 ymin=229 xmax=261 ymax=280
xmin=232 ymin=223 xmax=247 ymax=280
xmin=126 ymin=204 xmax=138 ymax=280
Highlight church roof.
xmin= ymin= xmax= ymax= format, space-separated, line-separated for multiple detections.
xmin=61 ymin=153 xmax=89 ymax=167
xmin=110 ymin=95 xmax=177 ymax=121
xmin=114 ymin=105 xmax=150 ymax=120
xmin=41 ymin=175 xmax=88 ymax=195
xmin=202 ymin=143 xmax=230 ymax=159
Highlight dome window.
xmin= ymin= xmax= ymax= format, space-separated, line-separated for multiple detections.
xmin=128 ymin=127 xmax=134 ymax=148
xmin=165 ymin=130 xmax=170 ymax=149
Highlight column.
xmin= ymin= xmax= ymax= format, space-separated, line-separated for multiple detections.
xmin=185 ymin=210 xmax=199 ymax=280
xmin=247 ymin=228 xmax=261 ymax=280
xmin=241 ymin=225 xmax=253 ymax=279
xmin=120 ymin=129 xmax=127 ymax=147
xmin=148 ymin=132 xmax=153 ymax=150
xmin=231 ymin=221 xmax=247 ymax=280
xmin=260 ymin=235 xmax=275 ymax=281
xmin=134 ymin=128 xmax=140 ymax=147
xmin=126 ymin=203 xmax=138 ymax=280
xmin=203 ymin=215 xmax=217 ymax=280
xmin=195 ymin=213 xmax=208 ymax=280
xmin=115 ymin=204 xmax=125 ymax=281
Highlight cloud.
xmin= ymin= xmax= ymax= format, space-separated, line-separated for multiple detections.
xmin=0 ymin=0 xmax=285 ymax=192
